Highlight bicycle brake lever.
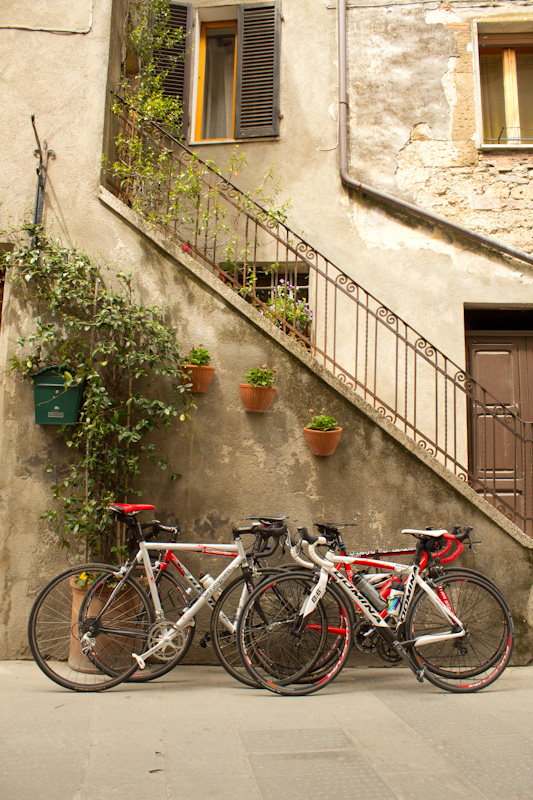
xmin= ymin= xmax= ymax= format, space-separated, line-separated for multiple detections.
xmin=463 ymin=526 xmax=475 ymax=553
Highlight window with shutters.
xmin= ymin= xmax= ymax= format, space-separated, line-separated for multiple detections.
xmin=162 ymin=2 xmax=281 ymax=142
xmin=155 ymin=2 xmax=193 ymax=136
xmin=477 ymin=29 xmax=533 ymax=146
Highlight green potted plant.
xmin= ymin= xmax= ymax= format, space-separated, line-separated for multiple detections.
xmin=264 ymin=279 xmax=313 ymax=336
xmin=239 ymin=364 xmax=277 ymax=412
xmin=181 ymin=346 xmax=215 ymax=394
xmin=303 ymin=411 xmax=342 ymax=456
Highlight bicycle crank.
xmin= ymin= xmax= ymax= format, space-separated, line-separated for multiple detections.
xmin=147 ymin=621 xmax=186 ymax=662
xmin=376 ymin=636 xmax=402 ymax=664
xmin=353 ymin=620 xmax=378 ymax=653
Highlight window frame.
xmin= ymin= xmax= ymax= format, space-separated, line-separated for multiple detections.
xmin=474 ymin=23 xmax=533 ymax=150
xmin=194 ymin=20 xmax=239 ymax=142
xmin=190 ymin=2 xmax=281 ymax=144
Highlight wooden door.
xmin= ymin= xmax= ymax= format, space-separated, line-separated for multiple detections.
xmin=466 ymin=333 xmax=533 ymax=532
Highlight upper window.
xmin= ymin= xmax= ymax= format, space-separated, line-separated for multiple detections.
xmin=478 ymin=32 xmax=533 ymax=145
xmin=161 ymin=2 xmax=281 ymax=142
xmin=196 ymin=21 xmax=238 ymax=140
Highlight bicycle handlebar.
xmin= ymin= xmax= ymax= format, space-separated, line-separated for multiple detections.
xmin=429 ymin=525 xmax=474 ymax=566
xmin=233 ymin=520 xmax=289 ymax=560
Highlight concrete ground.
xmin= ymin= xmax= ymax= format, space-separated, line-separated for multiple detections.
xmin=1 ymin=661 xmax=532 ymax=800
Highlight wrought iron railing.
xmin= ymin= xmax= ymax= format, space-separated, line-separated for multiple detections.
xmin=104 ymin=98 xmax=533 ymax=535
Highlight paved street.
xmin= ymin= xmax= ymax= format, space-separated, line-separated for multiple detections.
xmin=1 ymin=661 xmax=532 ymax=800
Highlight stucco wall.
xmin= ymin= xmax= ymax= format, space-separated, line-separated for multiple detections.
xmin=2 ymin=0 xmax=533 ymax=362
xmin=1 ymin=0 xmax=533 ymax=666
xmin=2 ymin=186 xmax=533 ymax=664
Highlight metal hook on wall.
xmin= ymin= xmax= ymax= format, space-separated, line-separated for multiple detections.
xmin=31 ymin=114 xmax=55 ymax=236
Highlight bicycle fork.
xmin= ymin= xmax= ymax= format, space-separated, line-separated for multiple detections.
xmin=395 ymin=581 xmax=467 ymax=681
xmin=291 ymin=571 xmax=330 ymax=638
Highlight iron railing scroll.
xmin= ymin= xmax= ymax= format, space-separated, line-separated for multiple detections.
xmin=104 ymin=97 xmax=533 ymax=535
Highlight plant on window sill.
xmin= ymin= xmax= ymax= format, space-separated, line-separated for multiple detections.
xmin=261 ymin=279 xmax=312 ymax=335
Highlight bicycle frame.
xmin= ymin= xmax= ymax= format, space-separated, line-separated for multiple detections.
xmin=294 ymin=537 xmax=467 ymax=677
xmin=140 ymin=541 xmax=239 ymax=616
xmin=80 ymin=535 xmax=253 ymax=671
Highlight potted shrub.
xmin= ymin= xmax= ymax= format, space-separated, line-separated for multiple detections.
xmin=239 ymin=365 xmax=277 ymax=412
xmin=303 ymin=412 xmax=342 ymax=456
xmin=181 ymin=346 xmax=215 ymax=394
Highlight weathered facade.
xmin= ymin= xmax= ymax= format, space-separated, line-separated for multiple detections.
xmin=1 ymin=0 xmax=533 ymax=663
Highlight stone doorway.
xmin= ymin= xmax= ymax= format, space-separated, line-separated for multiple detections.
xmin=465 ymin=308 xmax=533 ymax=534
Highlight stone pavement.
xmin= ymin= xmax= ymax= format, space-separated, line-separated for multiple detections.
xmin=1 ymin=661 xmax=532 ymax=800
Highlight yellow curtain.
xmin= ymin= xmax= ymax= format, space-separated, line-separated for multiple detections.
xmin=480 ymin=54 xmax=506 ymax=143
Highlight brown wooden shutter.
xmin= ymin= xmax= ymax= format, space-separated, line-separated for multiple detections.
xmin=157 ymin=2 xmax=193 ymax=137
xmin=235 ymin=3 xmax=281 ymax=139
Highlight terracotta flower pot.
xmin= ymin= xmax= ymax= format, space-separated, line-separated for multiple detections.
xmin=68 ymin=578 xmax=108 ymax=674
xmin=239 ymin=384 xmax=277 ymax=412
xmin=68 ymin=577 xmax=146 ymax=673
xmin=181 ymin=364 xmax=215 ymax=394
xmin=303 ymin=426 xmax=342 ymax=456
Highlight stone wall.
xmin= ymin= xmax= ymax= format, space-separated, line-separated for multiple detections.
xmin=349 ymin=2 xmax=533 ymax=257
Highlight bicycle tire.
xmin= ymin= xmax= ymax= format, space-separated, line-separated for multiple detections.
xmin=237 ymin=572 xmax=352 ymax=696
xmin=239 ymin=572 xmax=328 ymax=684
xmin=441 ymin=566 xmax=507 ymax=600
xmin=405 ymin=570 xmax=514 ymax=692
xmin=125 ymin=569 xmax=195 ymax=682
xmin=28 ymin=564 xmax=144 ymax=692
xmin=210 ymin=575 xmax=261 ymax=687
xmin=412 ymin=570 xmax=512 ymax=678
xmin=295 ymin=577 xmax=358 ymax=684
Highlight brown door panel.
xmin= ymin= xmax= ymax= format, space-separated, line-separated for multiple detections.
xmin=466 ymin=331 xmax=533 ymax=531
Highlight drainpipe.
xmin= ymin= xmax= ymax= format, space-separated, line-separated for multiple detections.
xmin=337 ymin=0 xmax=533 ymax=268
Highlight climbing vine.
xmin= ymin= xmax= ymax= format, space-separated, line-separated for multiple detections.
xmin=3 ymin=227 xmax=192 ymax=563
xmin=110 ymin=0 xmax=291 ymax=283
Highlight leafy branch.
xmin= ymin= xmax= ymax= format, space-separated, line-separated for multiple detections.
xmin=3 ymin=227 xmax=193 ymax=563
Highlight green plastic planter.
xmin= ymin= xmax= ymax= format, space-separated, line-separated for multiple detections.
xmin=32 ymin=367 xmax=83 ymax=425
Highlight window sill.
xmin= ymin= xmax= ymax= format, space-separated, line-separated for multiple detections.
xmin=478 ymin=144 xmax=533 ymax=151
xmin=188 ymin=137 xmax=279 ymax=146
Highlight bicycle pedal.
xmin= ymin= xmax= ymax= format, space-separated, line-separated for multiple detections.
xmin=132 ymin=653 xmax=146 ymax=670
xmin=199 ymin=633 xmax=210 ymax=648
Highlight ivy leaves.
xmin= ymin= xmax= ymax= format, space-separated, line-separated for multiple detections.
xmin=4 ymin=229 xmax=192 ymax=563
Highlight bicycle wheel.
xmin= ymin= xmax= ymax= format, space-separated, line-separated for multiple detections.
xmin=28 ymin=564 xmax=145 ymax=691
xmin=125 ymin=569 xmax=195 ymax=682
xmin=405 ymin=571 xmax=514 ymax=693
xmin=296 ymin=579 xmax=358 ymax=684
xmin=210 ymin=575 xmax=260 ymax=687
xmin=237 ymin=572 xmax=352 ymax=696
xmin=211 ymin=567 xmax=302 ymax=688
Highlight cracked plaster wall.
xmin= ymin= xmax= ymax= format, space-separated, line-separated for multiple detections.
xmin=346 ymin=1 xmax=533 ymax=256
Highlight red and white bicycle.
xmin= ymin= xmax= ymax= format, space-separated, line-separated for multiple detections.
xmin=236 ymin=524 xmax=514 ymax=695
